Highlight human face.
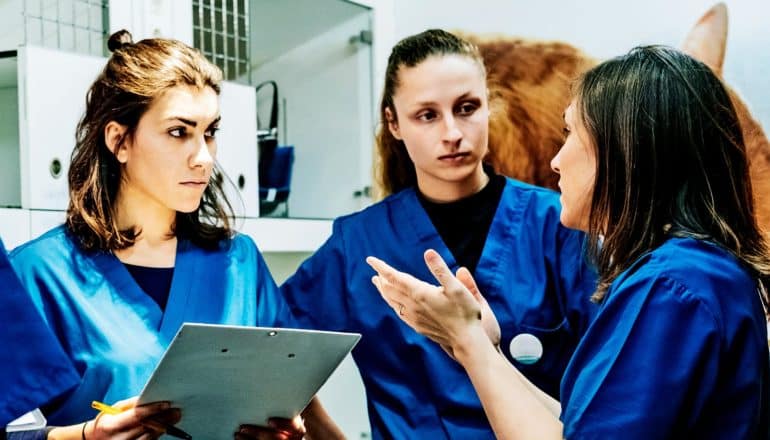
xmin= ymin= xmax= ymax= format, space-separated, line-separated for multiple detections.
xmin=113 ymin=85 xmax=220 ymax=217
xmin=550 ymin=101 xmax=596 ymax=231
xmin=387 ymin=54 xmax=489 ymax=201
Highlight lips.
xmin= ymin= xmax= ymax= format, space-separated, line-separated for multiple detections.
xmin=438 ymin=152 xmax=470 ymax=162
xmin=180 ymin=180 xmax=208 ymax=186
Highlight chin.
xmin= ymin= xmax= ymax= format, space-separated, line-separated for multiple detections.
xmin=559 ymin=212 xmax=576 ymax=229
xmin=175 ymin=201 xmax=203 ymax=214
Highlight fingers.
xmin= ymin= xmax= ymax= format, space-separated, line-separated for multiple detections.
xmin=143 ymin=408 xmax=183 ymax=437
xmin=92 ymin=400 xmax=177 ymax=439
xmin=366 ymin=256 xmax=421 ymax=293
xmin=423 ymin=250 xmax=464 ymax=293
xmin=456 ymin=267 xmax=482 ymax=301
xmin=132 ymin=401 xmax=172 ymax=420
xmin=236 ymin=418 xmax=306 ymax=440
xmin=367 ymin=256 xmax=424 ymax=310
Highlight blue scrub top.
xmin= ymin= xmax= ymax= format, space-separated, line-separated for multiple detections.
xmin=10 ymin=226 xmax=289 ymax=425
xmin=560 ymin=237 xmax=770 ymax=439
xmin=0 ymin=238 xmax=79 ymax=426
xmin=280 ymin=178 xmax=598 ymax=439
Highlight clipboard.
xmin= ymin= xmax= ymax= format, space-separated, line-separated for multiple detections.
xmin=137 ymin=323 xmax=360 ymax=438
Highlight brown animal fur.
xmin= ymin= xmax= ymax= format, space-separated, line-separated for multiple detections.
xmin=466 ymin=3 xmax=770 ymax=232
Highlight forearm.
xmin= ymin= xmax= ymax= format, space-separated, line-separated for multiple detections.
xmin=455 ymin=328 xmax=562 ymax=440
xmin=301 ymin=396 xmax=346 ymax=440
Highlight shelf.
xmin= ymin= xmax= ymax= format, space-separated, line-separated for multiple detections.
xmin=237 ymin=217 xmax=331 ymax=253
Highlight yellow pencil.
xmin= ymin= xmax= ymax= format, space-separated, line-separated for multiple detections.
xmin=90 ymin=400 xmax=122 ymax=415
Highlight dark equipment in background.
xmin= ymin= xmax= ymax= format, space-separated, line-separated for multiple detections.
xmin=256 ymin=80 xmax=294 ymax=217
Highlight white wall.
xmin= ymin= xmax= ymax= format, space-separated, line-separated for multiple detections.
xmin=0 ymin=0 xmax=24 ymax=51
xmin=390 ymin=0 xmax=770 ymax=132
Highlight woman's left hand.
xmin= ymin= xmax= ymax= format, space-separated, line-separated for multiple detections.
xmin=236 ymin=416 xmax=306 ymax=440
xmin=367 ymin=249 xmax=500 ymax=356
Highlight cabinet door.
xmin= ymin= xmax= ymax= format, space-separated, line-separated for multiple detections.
xmin=217 ymin=81 xmax=259 ymax=218
xmin=18 ymin=46 xmax=106 ymax=210
xmin=251 ymin=9 xmax=374 ymax=219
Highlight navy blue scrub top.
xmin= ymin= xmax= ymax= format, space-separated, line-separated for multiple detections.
xmin=561 ymin=237 xmax=770 ymax=439
xmin=281 ymin=178 xmax=598 ymax=439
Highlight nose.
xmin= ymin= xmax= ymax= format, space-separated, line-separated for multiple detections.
xmin=442 ymin=114 xmax=462 ymax=144
xmin=550 ymin=149 xmax=561 ymax=174
xmin=191 ymin=136 xmax=215 ymax=169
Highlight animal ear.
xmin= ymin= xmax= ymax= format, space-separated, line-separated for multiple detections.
xmin=681 ymin=2 xmax=727 ymax=76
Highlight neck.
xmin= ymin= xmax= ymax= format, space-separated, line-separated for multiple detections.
xmin=417 ymin=164 xmax=489 ymax=203
xmin=113 ymin=185 xmax=178 ymax=267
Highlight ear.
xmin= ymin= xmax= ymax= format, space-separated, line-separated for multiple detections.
xmin=104 ymin=121 xmax=129 ymax=163
xmin=681 ymin=2 xmax=727 ymax=76
xmin=385 ymin=107 xmax=402 ymax=140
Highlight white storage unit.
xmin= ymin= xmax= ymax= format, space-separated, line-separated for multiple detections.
xmin=216 ymin=81 xmax=260 ymax=218
xmin=249 ymin=0 xmax=376 ymax=219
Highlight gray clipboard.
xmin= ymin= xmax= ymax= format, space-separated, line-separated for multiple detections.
xmin=138 ymin=323 xmax=360 ymax=438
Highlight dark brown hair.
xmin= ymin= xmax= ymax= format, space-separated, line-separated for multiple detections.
xmin=66 ymin=29 xmax=233 ymax=251
xmin=577 ymin=45 xmax=770 ymax=307
xmin=374 ymin=29 xmax=486 ymax=197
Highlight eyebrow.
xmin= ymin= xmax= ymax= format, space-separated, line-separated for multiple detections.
xmin=165 ymin=115 xmax=221 ymax=127
xmin=414 ymin=91 xmax=479 ymax=107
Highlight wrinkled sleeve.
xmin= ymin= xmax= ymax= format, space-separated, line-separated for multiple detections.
xmin=561 ymin=276 xmax=720 ymax=439
xmin=1 ymin=239 xmax=79 ymax=426
xmin=279 ymin=220 xmax=350 ymax=332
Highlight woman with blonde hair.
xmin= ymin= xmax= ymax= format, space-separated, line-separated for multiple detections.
xmin=279 ymin=29 xmax=597 ymax=439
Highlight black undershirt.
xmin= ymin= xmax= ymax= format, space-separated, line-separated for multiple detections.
xmin=124 ymin=264 xmax=174 ymax=310
xmin=417 ymin=170 xmax=506 ymax=274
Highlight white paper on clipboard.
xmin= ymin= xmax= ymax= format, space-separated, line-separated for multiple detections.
xmin=137 ymin=323 xmax=360 ymax=439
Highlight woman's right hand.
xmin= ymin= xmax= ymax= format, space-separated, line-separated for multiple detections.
xmin=46 ymin=397 xmax=180 ymax=440
xmin=368 ymin=249 xmax=498 ymax=361
xmin=82 ymin=397 xmax=181 ymax=440
xmin=440 ymin=266 xmax=501 ymax=359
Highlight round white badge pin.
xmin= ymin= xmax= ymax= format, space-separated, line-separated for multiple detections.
xmin=509 ymin=333 xmax=543 ymax=365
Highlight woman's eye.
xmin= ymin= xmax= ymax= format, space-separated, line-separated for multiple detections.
xmin=457 ymin=103 xmax=477 ymax=115
xmin=417 ymin=111 xmax=436 ymax=122
xmin=169 ymin=127 xmax=186 ymax=138
xmin=205 ymin=127 xmax=219 ymax=139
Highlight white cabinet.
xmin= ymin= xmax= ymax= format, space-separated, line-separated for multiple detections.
xmin=18 ymin=46 xmax=106 ymax=210
xmin=217 ymin=81 xmax=260 ymax=218
xmin=249 ymin=0 xmax=376 ymax=219
xmin=0 ymin=46 xmax=105 ymax=210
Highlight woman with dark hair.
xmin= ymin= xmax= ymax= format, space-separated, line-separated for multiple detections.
xmin=9 ymin=30 xmax=320 ymax=440
xmin=369 ymin=45 xmax=770 ymax=439
xmin=279 ymin=29 xmax=597 ymax=438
